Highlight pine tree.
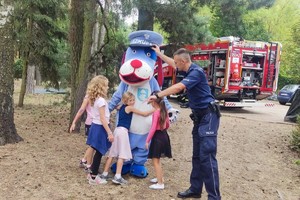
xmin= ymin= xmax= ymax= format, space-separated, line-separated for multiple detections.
xmin=0 ymin=0 xmax=23 ymax=145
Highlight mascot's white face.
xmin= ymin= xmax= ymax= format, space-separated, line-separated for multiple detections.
xmin=119 ymin=46 xmax=157 ymax=86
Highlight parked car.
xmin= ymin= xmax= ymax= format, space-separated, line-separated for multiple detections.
xmin=277 ymin=84 xmax=300 ymax=105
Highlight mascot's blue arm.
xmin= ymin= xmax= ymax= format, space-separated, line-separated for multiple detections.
xmin=109 ymin=82 xmax=128 ymax=112
xmin=150 ymin=78 xmax=172 ymax=110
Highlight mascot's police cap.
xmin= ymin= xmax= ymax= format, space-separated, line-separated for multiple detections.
xmin=129 ymin=30 xmax=163 ymax=47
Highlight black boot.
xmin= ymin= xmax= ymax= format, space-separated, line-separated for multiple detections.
xmin=177 ymin=188 xmax=201 ymax=198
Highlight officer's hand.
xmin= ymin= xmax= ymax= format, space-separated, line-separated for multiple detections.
xmin=151 ymin=45 xmax=160 ymax=54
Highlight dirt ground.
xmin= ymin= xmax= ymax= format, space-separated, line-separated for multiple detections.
xmin=0 ymin=88 xmax=299 ymax=200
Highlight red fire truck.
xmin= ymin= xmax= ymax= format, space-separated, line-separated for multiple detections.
xmin=159 ymin=37 xmax=282 ymax=107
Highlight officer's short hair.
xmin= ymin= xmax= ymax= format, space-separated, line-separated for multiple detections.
xmin=173 ymin=48 xmax=191 ymax=62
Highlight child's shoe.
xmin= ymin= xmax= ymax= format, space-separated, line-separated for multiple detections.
xmin=149 ymin=183 xmax=164 ymax=190
xmin=112 ymin=176 xmax=128 ymax=185
xmin=84 ymin=166 xmax=92 ymax=173
xmin=150 ymin=177 xmax=164 ymax=183
xmin=88 ymin=175 xmax=107 ymax=185
xmin=100 ymin=174 xmax=113 ymax=181
xmin=79 ymin=160 xmax=87 ymax=168
xmin=150 ymin=178 xmax=158 ymax=183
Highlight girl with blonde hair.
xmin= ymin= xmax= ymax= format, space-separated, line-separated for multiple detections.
xmin=86 ymin=75 xmax=114 ymax=185
xmin=101 ymin=91 xmax=154 ymax=185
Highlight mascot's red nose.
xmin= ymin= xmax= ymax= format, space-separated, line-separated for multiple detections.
xmin=130 ymin=59 xmax=142 ymax=69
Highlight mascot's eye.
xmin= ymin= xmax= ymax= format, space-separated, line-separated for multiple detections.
xmin=146 ymin=52 xmax=151 ymax=57
xmin=132 ymin=50 xmax=137 ymax=54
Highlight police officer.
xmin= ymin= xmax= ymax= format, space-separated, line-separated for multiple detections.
xmin=148 ymin=46 xmax=221 ymax=200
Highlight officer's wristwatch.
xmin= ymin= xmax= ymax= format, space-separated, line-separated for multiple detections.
xmin=154 ymin=93 xmax=160 ymax=99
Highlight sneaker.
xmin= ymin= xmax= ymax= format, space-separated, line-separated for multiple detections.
xmin=100 ymin=174 xmax=113 ymax=181
xmin=84 ymin=166 xmax=92 ymax=173
xmin=150 ymin=177 xmax=164 ymax=183
xmin=79 ymin=160 xmax=87 ymax=168
xmin=86 ymin=173 xmax=91 ymax=180
xmin=150 ymin=178 xmax=158 ymax=183
xmin=112 ymin=176 xmax=128 ymax=185
xmin=149 ymin=183 xmax=164 ymax=190
xmin=88 ymin=175 xmax=107 ymax=185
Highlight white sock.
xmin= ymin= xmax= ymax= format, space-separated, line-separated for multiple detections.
xmin=115 ymin=174 xmax=121 ymax=179
xmin=102 ymin=172 xmax=108 ymax=176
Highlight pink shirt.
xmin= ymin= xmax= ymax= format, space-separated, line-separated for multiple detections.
xmin=84 ymin=95 xmax=92 ymax=125
xmin=146 ymin=110 xmax=170 ymax=143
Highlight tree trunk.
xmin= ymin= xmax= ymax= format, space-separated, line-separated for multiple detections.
xmin=0 ymin=1 xmax=23 ymax=145
xmin=69 ymin=0 xmax=97 ymax=132
xmin=18 ymin=58 xmax=28 ymax=107
xmin=91 ymin=7 xmax=100 ymax=55
xmin=69 ymin=0 xmax=84 ymax=131
xmin=96 ymin=0 xmax=110 ymax=75
xmin=35 ymin=66 xmax=42 ymax=86
xmin=137 ymin=0 xmax=155 ymax=31
xmin=18 ymin=10 xmax=33 ymax=107
xmin=26 ymin=64 xmax=35 ymax=94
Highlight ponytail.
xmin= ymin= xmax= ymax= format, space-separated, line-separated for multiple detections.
xmin=151 ymin=91 xmax=168 ymax=128
xmin=158 ymin=99 xmax=168 ymax=128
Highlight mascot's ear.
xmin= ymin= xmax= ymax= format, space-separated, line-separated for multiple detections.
xmin=156 ymin=57 xmax=163 ymax=87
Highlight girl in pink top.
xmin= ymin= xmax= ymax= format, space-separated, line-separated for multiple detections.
xmin=145 ymin=92 xmax=172 ymax=190
xmin=69 ymin=94 xmax=94 ymax=172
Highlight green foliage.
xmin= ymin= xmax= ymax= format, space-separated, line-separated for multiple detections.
xmin=210 ymin=0 xmax=247 ymax=37
xmin=102 ymin=22 xmax=130 ymax=93
xmin=246 ymin=0 xmax=275 ymax=10
xmin=156 ymin=1 xmax=214 ymax=44
xmin=209 ymin=0 xmax=275 ymax=40
xmin=13 ymin=0 xmax=69 ymax=89
xmin=290 ymin=116 xmax=300 ymax=153
xmin=13 ymin=59 xmax=23 ymax=79
xmin=242 ymin=17 xmax=271 ymax=41
xmin=280 ymin=20 xmax=300 ymax=85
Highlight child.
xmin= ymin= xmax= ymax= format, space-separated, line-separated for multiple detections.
xmin=101 ymin=91 xmax=154 ymax=185
xmin=86 ymin=75 xmax=114 ymax=185
xmin=69 ymin=93 xmax=94 ymax=171
xmin=145 ymin=92 xmax=172 ymax=190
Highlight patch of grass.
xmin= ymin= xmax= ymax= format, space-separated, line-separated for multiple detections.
xmin=290 ymin=116 xmax=300 ymax=165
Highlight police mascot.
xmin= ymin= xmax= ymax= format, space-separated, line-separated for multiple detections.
xmin=109 ymin=30 xmax=178 ymax=178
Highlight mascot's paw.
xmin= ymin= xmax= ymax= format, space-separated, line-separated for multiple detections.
xmin=168 ymin=108 xmax=180 ymax=123
xmin=111 ymin=162 xmax=131 ymax=175
xmin=130 ymin=163 xmax=148 ymax=178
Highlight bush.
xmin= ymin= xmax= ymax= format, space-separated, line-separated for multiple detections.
xmin=290 ymin=116 xmax=300 ymax=165
xmin=290 ymin=116 xmax=300 ymax=152
xmin=14 ymin=59 xmax=23 ymax=79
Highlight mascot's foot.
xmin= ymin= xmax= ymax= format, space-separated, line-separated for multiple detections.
xmin=111 ymin=162 xmax=131 ymax=175
xmin=130 ymin=163 xmax=148 ymax=178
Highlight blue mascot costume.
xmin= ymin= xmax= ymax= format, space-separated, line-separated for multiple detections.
xmin=109 ymin=30 xmax=178 ymax=178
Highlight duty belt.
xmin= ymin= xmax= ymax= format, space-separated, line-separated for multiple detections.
xmin=190 ymin=102 xmax=221 ymax=123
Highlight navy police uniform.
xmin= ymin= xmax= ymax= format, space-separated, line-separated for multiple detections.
xmin=180 ymin=63 xmax=221 ymax=200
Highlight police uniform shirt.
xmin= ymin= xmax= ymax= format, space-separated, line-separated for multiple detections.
xmin=180 ymin=63 xmax=214 ymax=109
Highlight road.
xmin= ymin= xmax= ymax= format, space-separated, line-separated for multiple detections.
xmin=220 ymin=100 xmax=291 ymax=123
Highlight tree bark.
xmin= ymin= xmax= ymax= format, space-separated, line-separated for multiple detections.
xmin=69 ymin=0 xmax=97 ymax=132
xmin=0 ymin=1 xmax=23 ymax=145
xmin=96 ymin=0 xmax=110 ymax=75
xmin=69 ymin=0 xmax=84 ymax=131
xmin=35 ymin=67 xmax=41 ymax=86
xmin=18 ymin=9 xmax=33 ymax=107
xmin=26 ymin=65 xmax=35 ymax=94
xmin=137 ymin=0 xmax=155 ymax=31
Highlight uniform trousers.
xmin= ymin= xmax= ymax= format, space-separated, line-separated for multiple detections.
xmin=190 ymin=110 xmax=221 ymax=200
